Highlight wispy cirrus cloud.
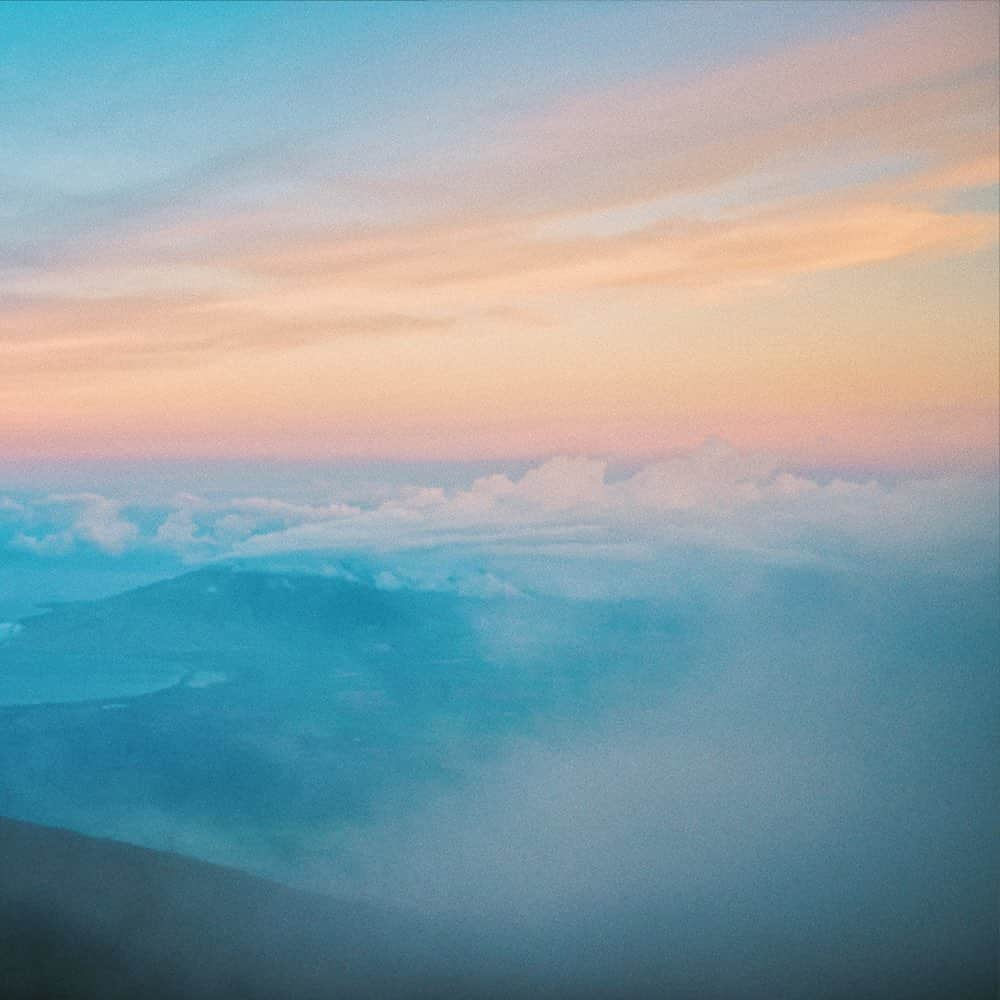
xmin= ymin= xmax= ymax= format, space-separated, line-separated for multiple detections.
xmin=0 ymin=291 xmax=453 ymax=374
xmin=3 ymin=2 xmax=995 ymax=379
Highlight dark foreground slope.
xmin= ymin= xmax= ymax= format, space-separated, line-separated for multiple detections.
xmin=2 ymin=815 xmax=997 ymax=1000
xmin=0 ymin=816 xmax=473 ymax=1000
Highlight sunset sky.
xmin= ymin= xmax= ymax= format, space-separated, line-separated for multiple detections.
xmin=1 ymin=12 xmax=998 ymax=991
xmin=2 ymin=0 xmax=998 ymax=469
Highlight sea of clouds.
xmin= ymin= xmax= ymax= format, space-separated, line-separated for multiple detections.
xmin=1 ymin=441 xmax=997 ymax=996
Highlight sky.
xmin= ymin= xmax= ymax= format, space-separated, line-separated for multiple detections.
xmin=2 ymin=0 xmax=998 ymax=470
xmin=0 ymin=8 xmax=998 ymax=993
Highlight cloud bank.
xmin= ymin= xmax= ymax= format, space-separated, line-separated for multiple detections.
xmin=3 ymin=444 xmax=996 ymax=592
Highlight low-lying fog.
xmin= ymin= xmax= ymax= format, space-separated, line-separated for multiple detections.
xmin=1 ymin=453 xmax=996 ymax=996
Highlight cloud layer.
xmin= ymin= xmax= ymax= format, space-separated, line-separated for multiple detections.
xmin=3 ymin=445 xmax=997 ymax=604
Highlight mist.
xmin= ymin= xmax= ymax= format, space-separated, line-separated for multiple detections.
xmin=1 ymin=454 xmax=996 ymax=997
xmin=320 ymin=559 xmax=999 ymax=998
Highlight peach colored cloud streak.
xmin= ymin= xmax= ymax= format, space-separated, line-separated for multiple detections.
xmin=2 ymin=2 xmax=997 ymax=465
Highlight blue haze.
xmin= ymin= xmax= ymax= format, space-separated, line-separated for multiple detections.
xmin=0 ymin=456 xmax=996 ymax=995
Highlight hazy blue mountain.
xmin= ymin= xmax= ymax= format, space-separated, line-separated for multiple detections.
xmin=0 ymin=565 xmax=686 ymax=878
xmin=1 ymin=563 xmax=996 ymax=998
